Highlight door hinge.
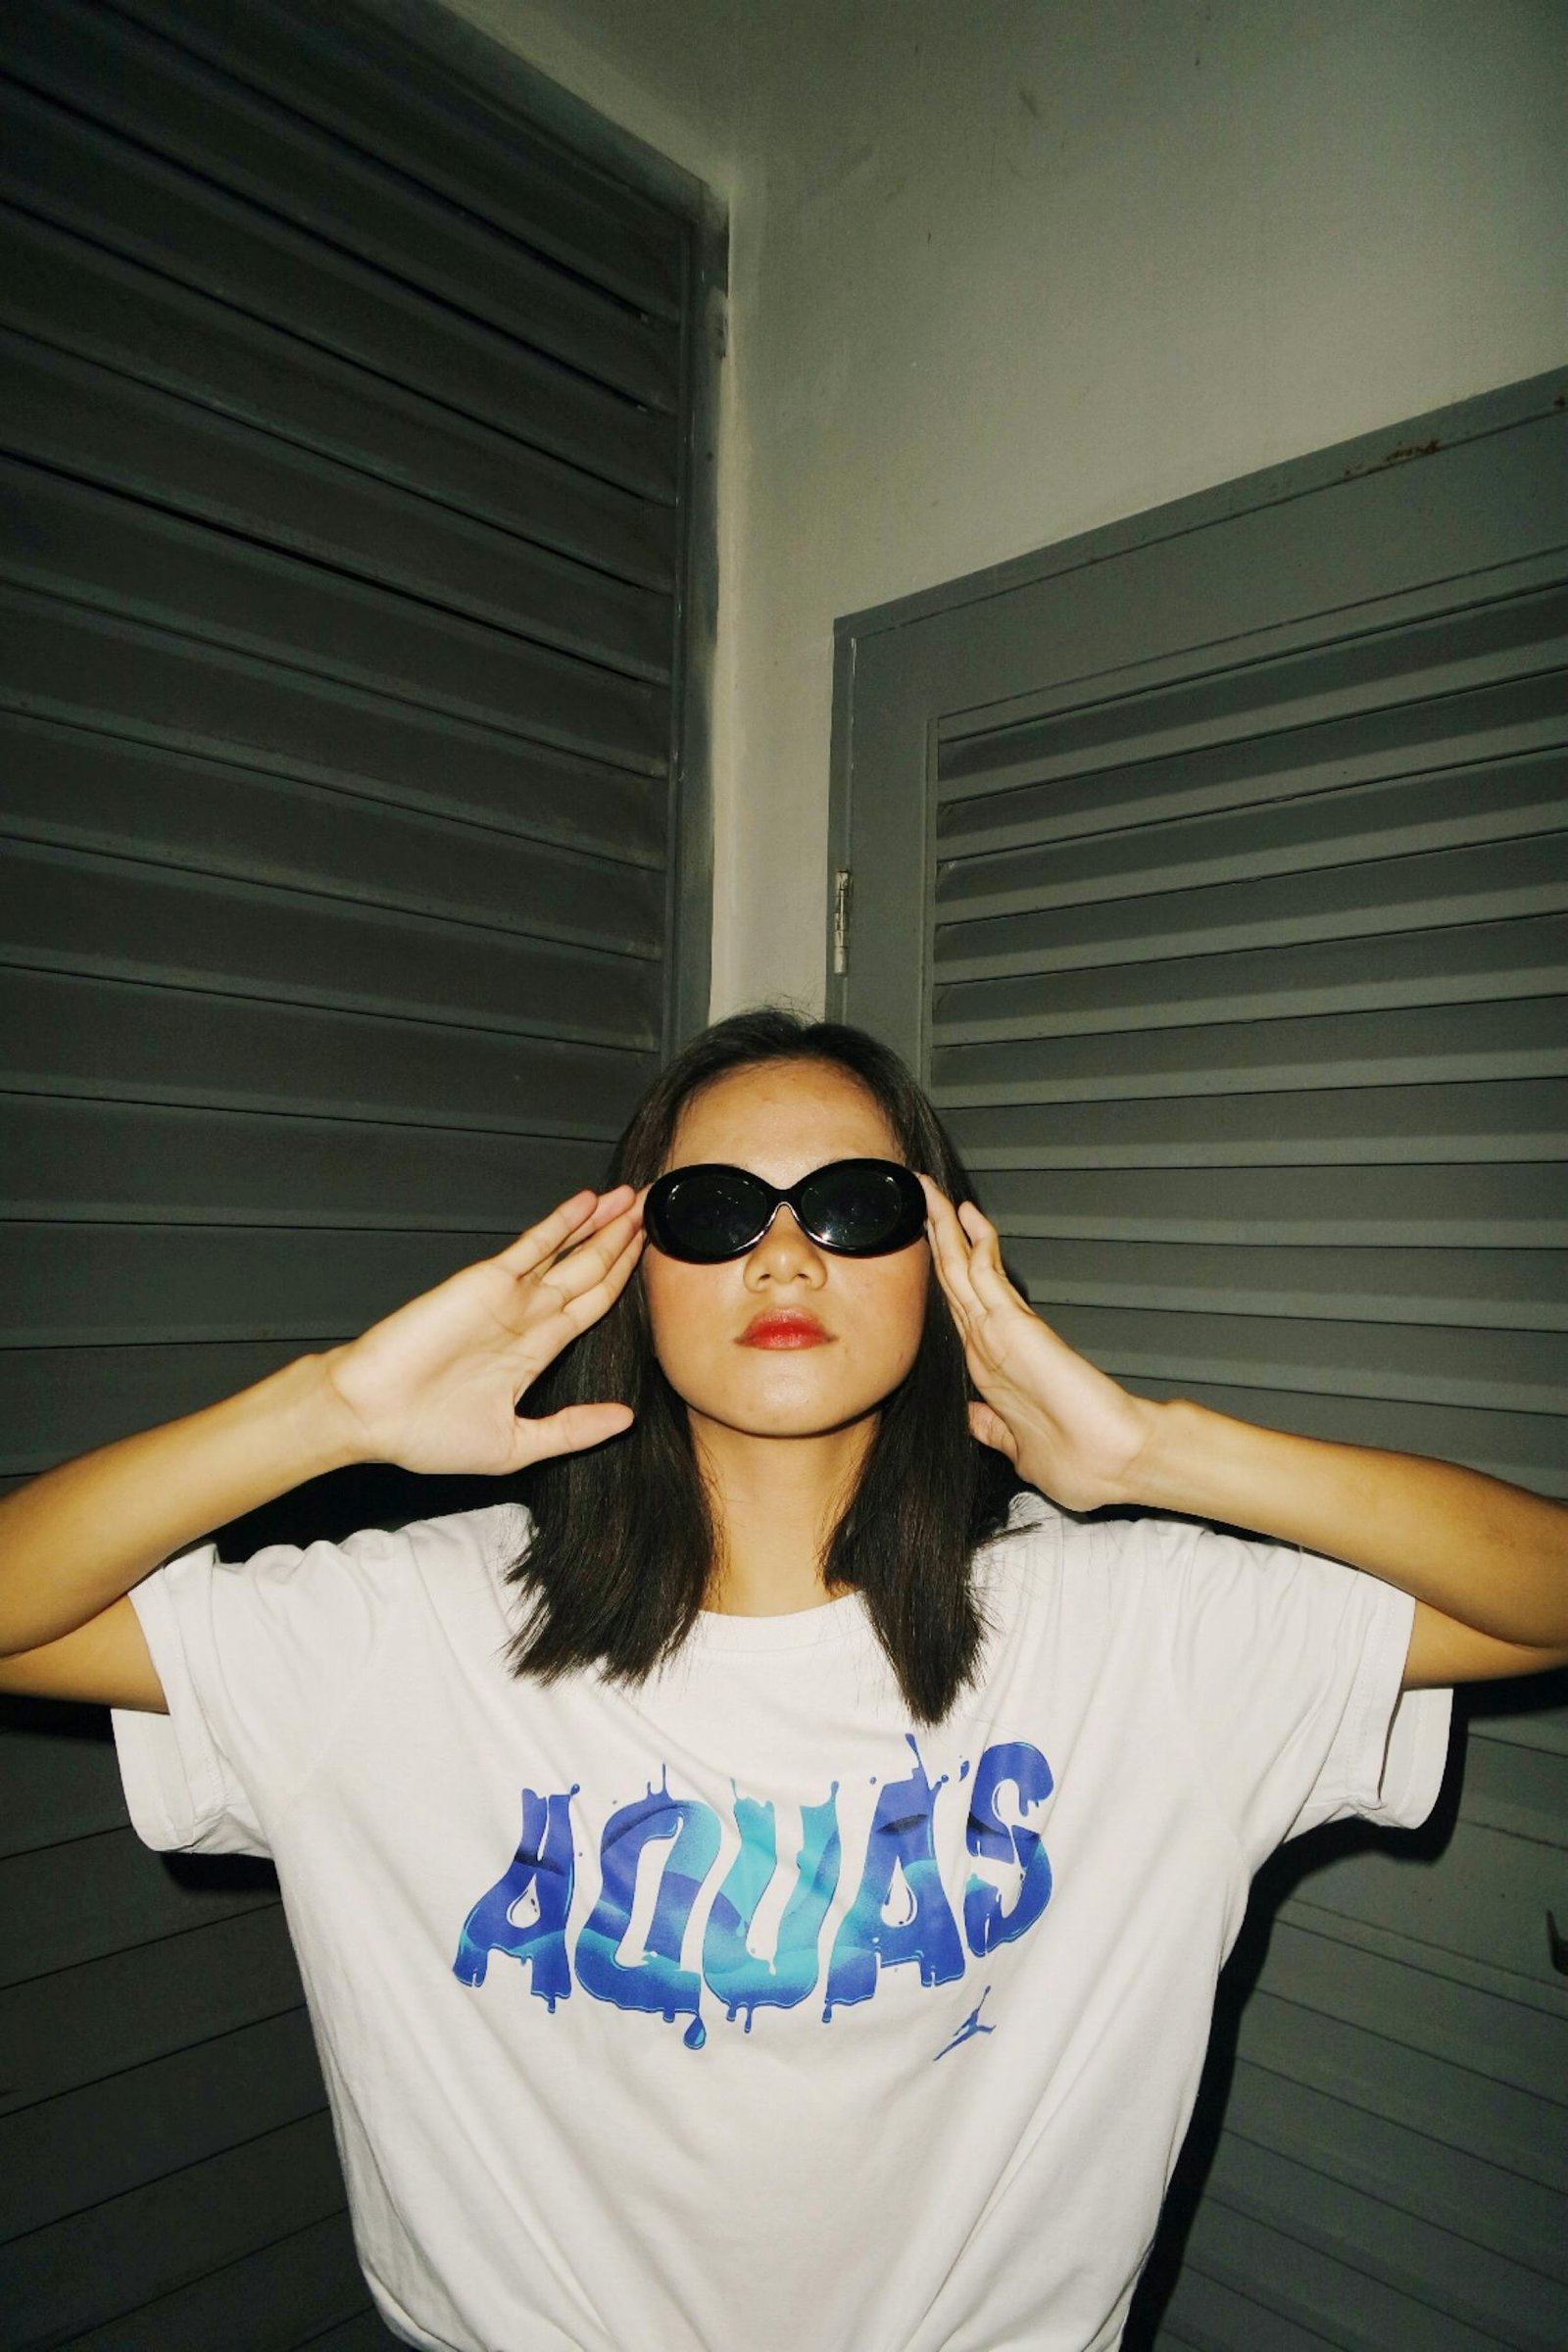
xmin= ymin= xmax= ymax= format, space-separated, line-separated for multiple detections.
xmin=832 ymin=868 xmax=854 ymax=977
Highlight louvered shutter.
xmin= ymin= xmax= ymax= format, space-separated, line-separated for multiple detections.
xmin=831 ymin=373 xmax=1567 ymax=2350
xmin=0 ymin=0 xmax=717 ymax=2340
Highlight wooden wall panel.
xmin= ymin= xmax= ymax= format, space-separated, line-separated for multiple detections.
xmin=0 ymin=0 xmax=718 ymax=2338
xmin=830 ymin=377 xmax=1568 ymax=2348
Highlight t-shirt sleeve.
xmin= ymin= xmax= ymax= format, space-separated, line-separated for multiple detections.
xmin=110 ymin=1519 xmax=422 ymax=1860
xmin=1134 ymin=1512 xmax=1453 ymax=1864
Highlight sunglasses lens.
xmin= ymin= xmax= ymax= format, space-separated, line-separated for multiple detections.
xmin=800 ymin=1162 xmax=921 ymax=1254
xmin=650 ymin=1167 xmax=769 ymax=1260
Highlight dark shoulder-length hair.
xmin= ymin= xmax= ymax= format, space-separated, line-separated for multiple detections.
xmin=506 ymin=1004 xmax=1028 ymax=1724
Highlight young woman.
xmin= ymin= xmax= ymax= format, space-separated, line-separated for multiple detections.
xmin=3 ymin=1006 xmax=1565 ymax=2352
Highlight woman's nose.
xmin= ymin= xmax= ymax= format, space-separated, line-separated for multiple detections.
xmin=745 ymin=1204 xmax=825 ymax=1276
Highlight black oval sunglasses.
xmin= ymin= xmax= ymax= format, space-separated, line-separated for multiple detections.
xmin=643 ymin=1157 xmax=929 ymax=1263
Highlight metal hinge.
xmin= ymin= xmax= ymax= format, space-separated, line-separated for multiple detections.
xmin=832 ymin=868 xmax=854 ymax=977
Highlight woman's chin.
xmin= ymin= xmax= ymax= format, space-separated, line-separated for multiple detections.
xmin=686 ymin=1386 xmax=884 ymax=1442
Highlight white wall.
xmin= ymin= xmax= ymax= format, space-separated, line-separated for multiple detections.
xmin=441 ymin=0 xmax=1568 ymax=1023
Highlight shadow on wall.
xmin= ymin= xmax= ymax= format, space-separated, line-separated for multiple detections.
xmin=1123 ymin=1695 xmax=1482 ymax=2349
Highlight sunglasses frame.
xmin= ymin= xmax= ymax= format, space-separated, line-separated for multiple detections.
xmin=643 ymin=1156 xmax=929 ymax=1262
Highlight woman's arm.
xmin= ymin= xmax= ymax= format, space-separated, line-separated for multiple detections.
xmin=0 ymin=1355 xmax=361 ymax=1706
xmin=0 ymin=1186 xmax=647 ymax=1706
xmin=917 ymin=1176 xmax=1568 ymax=1690
xmin=1126 ymin=1399 xmax=1568 ymax=1688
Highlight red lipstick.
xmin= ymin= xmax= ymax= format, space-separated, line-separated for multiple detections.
xmin=739 ymin=1309 xmax=831 ymax=1348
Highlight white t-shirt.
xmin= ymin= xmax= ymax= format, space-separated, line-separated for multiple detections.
xmin=113 ymin=1490 xmax=1451 ymax=2352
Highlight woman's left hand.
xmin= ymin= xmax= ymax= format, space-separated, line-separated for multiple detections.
xmin=918 ymin=1173 xmax=1161 ymax=1512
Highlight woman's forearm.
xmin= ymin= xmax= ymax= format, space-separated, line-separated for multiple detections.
xmin=1130 ymin=1397 xmax=1568 ymax=1648
xmin=0 ymin=1353 xmax=365 ymax=1656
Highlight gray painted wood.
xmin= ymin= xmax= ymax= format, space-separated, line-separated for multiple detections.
xmin=1 ymin=2114 xmax=352 ymax=2341
xmin=0 ymin=1828 xmax=281 ymax=1985
xmin=1 ymin=332 xmax=674 ymax=678
xmin=122 ymin=0 xmax=690 ymax=314
xmin=830 ymin=372 xmax=1568 ymax=2348
xmin=0 ymin=2006 xmax=327 ymax=2239
xmin=2 ymin=1098 xmax=612 ymax=1227
xmin=0 ymin=1905 xmax=306 ymax=2111
xmin=3 ymin=463 xmax=671 ymax=767
xmin=0 ymin=0 xmax=718 ymax=2342
xmin=0 ymin=590 xmax=666 ymax=838
xmin=0 ymin=206 xmax=676 ymax=587
xmin=0 ymin=966 xmax=659 ymax=1136
xmin=0 ymin=83 xmax=678 ymax=498
xmin=55 ymin=2211 xmax=388 ymax=2351
xmin=4 ymin=0 xmax=681 ymax=407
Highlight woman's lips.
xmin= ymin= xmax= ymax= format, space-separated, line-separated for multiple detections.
xmin=739 ymin=1312 xmax=831 ymax=1347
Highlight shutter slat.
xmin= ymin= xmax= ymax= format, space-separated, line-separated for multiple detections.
xmin=294 ymin=2310 xmax=407 ymax=2352
xmin=1 ymin=834 xmax=666 ymax=998
xmin=0 ymin=1719 xmax=122 ymax=1858
xmin=1052 ymin=1301 xmax=1565 ymax=1417
xmin=0 ymin=1340 xmax=353 ymax=1475
xmin=938 ymin=579 xmax=1568 ymax=798
xmin=1 ymin=332 xmax=672 ymax=682
xmin=932 ymin=994 xmax=1567 ymax=1101
xmin=0 ymin=1828 xmax=279 ymax=1988
xmin=1 ymin=1226 xmax=574 ymax=1348
xmin=1 ymin=1099 xmax=611 ymax=1228
xmin=1462 ymin=1736 xmax=1568 ymax=1844
xmin=0 ymin=81 xmax=677 ymax=499
xmin=1224 ymin=2059 xmax=1567 ymax=2285
xmin=2 ymin=465 xmax=670 ymax=770
xmin=997 ymin=1236 xmax=1567 ymax=1332
xmin=1177 ymin=2203 xmax=1510 ymax=2352
xmin=1117 ymin=1375 xmax=1566 ymax=1495
xmin=1236 ymin=1994 xmax=1568 ymax=2192
xmin=116 ymin=0 xmax=687 ymax=315
xmin=0 ymin=967 xmax=659 ymax=1136
xmin=0 ymin=2006 xmax=325 ymax=2241
xmin=1260 ymin=1918 xmax=1568 ymax=2101
xmin=968 ymin=1161 xmax=1565 ymax=1242
xmin=947 ymin=1075 xmax=1568 ymax=1165
xmin=1159 ymin=2267 xmax=1345 ymax=2352
xmin=0 ymin=593 xmax=670 ymax=814
xmin=936 ymin=903 xmax=1565 ymax=1024
xmin=937 ymin=821 xmax=1566 ymax=956
xmin=3 ymin=0 xmax=679 ymax=408
xmin=0 ymin=2114 xmax=348 ymax=2343
xmin=940 ymin=700 xmax=1568 ymax=853
xmin=0 ymin=204 xmax=674 ymax=588
xmin=939 ymin=754 xmax=1565 ymax=906
xmin=1289 ymin=1823 xmax=1568 ymax=1990
xmin=55 ymin=2209 xmax=372 ymax=2352
xmin=0 ymin=704 xmax=665 ymax=875
xmin=0 ymin=1906 xmax=305 ymax=2114
xmin=1197 ymin=2141 xmax=1562 ymax=2352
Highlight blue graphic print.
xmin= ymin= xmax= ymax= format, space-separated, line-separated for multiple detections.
xmin=454 ymin=1732 xmax=1053 ymax=2049
xmin=453 ymin=1782 xmax=577 ymax=2006
xmin=933 ymin=1984 xmax=996 ymax=2060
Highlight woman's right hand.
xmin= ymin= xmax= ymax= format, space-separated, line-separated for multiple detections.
xmin=317 ymin=1185 xmax=648 ymax=1476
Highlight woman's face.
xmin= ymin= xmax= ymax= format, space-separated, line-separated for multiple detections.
xmin=640 ymin=1059 xmax=931 ymax=1441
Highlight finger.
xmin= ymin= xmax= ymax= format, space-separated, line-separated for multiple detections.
xmin=551 ymin=1237 xmax=648 ymax=1342
xmin=956 ymin=1200 xmax=1029 ymax=1314
xmin=535 ymin=1203 xmax=647 ymax=1312
xmin=551 ymin=1183 xmax=642 ymax=1258
xmin=486 ymin=1221 xmax=645 ymax=1375
xmin=917 ymin=1173 xmax=985 ymax=1323
xmin=493 ymin=1187 xmax=629 ymax=1277
xmin=915 ymin=1171 xmax=969 ymax=1288
xmin=968 ymin=1400 xmax=1018 ymax=1459
xmin=513 ymin=1398 xmax=634 ymax=1468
